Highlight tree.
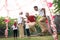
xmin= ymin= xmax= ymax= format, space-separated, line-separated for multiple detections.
xmin=53 ymin=0 xmax=60 ymax=14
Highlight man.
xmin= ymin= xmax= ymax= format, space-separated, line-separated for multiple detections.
xmin=34 ymin=6 xmax=48 ymax=35
xmin=17 ymin=12 xmax=24 ymax=38
xmin=25 ymin=13 xmax=36 ymax=33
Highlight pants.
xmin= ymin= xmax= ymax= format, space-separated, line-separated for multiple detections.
xmin=5 ymin=29 xmax=8 ymax=38
xmin=13 ymin=30 xmax=18 ymax=37
xmin=26 ymin=29 xmax=30 ymax=36
xmin=18 ymin=24 xmax=24 ymax=38
xmin=27 ymin=22 xmax=36 ymax=33
xmin=39 ymin=17 xmax=48 ymax=33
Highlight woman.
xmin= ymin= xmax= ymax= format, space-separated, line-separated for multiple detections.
xmin=12 ymin=20 xmax=18 ymax=39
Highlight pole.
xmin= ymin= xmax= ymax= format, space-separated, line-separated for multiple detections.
xmin=44 ymin=0 xmax=58 ymax=40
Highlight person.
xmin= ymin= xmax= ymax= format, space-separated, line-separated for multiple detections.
xmin=17 ymin=12 xmax=24 ymax=38
xmin=34 ymin=6 xmax=48 ymax=35
xmin=12 ymin=20 xmax=18 ymax=40
xmin=5 ymin=27 xmax=8 ymax=38
xmin=25 ymin=13 xmax=36 ymax=34
xmin=4 ymin=16 xmax=10 ymax=38
xmin=24 ymin=18 xmax=30 ymax=37
xmin=25 ymin=24 xmax=30 ymax=37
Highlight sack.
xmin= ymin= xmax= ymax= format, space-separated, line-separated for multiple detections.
xmin=36 ymin=15 xmax=42 ymax=22
xmin=29 ymin=26 xmax=36 ymax=32
xmin=39 ymin=17 xmax=47 ymax=22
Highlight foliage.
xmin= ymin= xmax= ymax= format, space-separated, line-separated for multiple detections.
xmin=0 ymin=17 xmax=15 ymax=28
xmin=35 ymin=15 xmax=42 ymax=32
xmin=53 ymin=0 xmax=60 ymax=14
xmin=35 ymin=14 xmax=42 ymax=26
xmin=0 ymin=17 xmax=5 ymax=28
xmin=0 ymin=17 xmax=16 ymax=36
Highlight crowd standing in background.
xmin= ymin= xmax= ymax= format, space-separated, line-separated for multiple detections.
xmin=3 ymin=5 xmax=58 ymax=40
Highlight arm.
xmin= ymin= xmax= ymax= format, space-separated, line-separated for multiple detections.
xmin=41 ymin=8 xmax=46 ymax=17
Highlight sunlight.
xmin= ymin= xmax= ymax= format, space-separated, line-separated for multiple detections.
xmin=0 ymin=0 xmax=53 ymax=18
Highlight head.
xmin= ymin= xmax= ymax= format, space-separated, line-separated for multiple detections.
xmin=19 ymin=12 xmax=23 ymax=15
xmin=5 ymin=16 xmax=9 ymax=19
xmin=14 ymin=20 xmax=17 ymax=27
xmin=34 ymin=6 xmax=38 ymax=11
xmin=26 ymin=12 xmax=29 ymax=17
xmin=14 ymin=20 xmax=17 ymax=22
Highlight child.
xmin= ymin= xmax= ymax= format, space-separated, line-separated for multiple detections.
xmin=5 ymin=27 xmax=8 ymax=38
xmin=25 ymin=18 xmax=30 ymax=37
xmin=12 ymin=20 xmax=18 ymax=39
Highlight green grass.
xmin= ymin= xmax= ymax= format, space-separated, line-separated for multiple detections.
xmin=0 ymin=35 xmax=60 ymax=40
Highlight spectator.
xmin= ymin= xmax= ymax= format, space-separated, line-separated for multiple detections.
xmin=24 ymin=18 xmax=30 ymax=37
xmin=17 ymin=12 xmax=24 ymax=38
xmin=12 ymin=20 xmax=18 ymax=40
xmin=4 ymin=16 xmax=10 ymax=38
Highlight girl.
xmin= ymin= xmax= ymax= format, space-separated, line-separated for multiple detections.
xmin=12 ymin=20 xmax=18 ymax=39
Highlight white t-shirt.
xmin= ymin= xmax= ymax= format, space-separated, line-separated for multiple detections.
xmin=33 ymin=8 xmax=44 ymax=17
xmin=25 ymin=23 xmax=29 ymax=29
xmin=17 ymin=15 xmax=23 ymax=24
xmin=39 ymin=9 xmax=44 ymax=16
xmin=12 ymin=25 xmax=18 ymax=30
xmin=24 ymin=18 xmax=29 ymax=29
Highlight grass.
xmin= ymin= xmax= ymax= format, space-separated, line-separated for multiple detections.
xmin=0 ymin=35 xmax=60 ymax=40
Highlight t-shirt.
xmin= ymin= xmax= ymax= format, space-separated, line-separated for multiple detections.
xmin=33 ymin=9 xmax=44 ymax=17
xmin=12 ymin=25 xmax=18 ymax=30
xmin=25 ymin=23 xmax=29 ymax=29
xmin=27 ymin=16 xmax=36 ymax=22
xmin=39 ymin=9 xmax=44 ymax=17
xmin=4 ymin=19 xmax=10 ymax=23
xmin=17 ymin=15 xmax=23 ymax=24
xmin=24 ymin=18 xmax=29 ymax=29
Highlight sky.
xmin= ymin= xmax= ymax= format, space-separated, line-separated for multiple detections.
xmin=0 ymin=0 xmax=53 ymax=18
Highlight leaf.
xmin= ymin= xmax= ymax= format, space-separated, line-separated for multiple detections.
xmin=53 ymin=0 xmax=60 ymax=14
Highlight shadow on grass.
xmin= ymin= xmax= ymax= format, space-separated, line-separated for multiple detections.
xmin=0 ymin=35 xmax=60 ymax=40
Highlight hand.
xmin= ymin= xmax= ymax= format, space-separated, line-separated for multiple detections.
xmin=41 ymin=8 xmax=45 ymax=10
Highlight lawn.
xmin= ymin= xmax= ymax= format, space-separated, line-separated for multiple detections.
xmin=0 ymin=35 xmax=60 ymax=40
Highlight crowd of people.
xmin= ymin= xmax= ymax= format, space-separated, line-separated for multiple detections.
xmin=4 ymin=6 xmax=58 ymax=40
xmin=14 ymin=6 xmax=48 ymax=38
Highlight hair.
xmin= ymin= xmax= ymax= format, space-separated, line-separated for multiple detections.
xmin=26 ymin=12 xmax=29 ymax=14
xmin=14 ymin=22 xmax=17 ymax=27
xmin=19 ymin=12 xmax=23 ymax=15
xmin=34 ymin=6 xmax=38 ymax=8
xmin=14 ymin=20 xmax=17 ymax=27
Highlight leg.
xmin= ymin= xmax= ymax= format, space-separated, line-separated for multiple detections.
xmin=14 ymin=30 xmax=16 ymax=37
xmin=39 ymin=17 xmax=48 ymax=35
xmin=5 ymin=29 xmax=8 ymax=38
xmin=16 ymin=30 xmax=18 ymax=37
xmin=28 ymin=22 xmax=36 ymax=33
xmin=18 ymin=24 xmax=24 ymax=38
xmin=26 ymin=29 xmax=30 ymax=36
xmin=39 ymin=22 xmax=48 ymax=33
xmin=5 ymin=23 xmax=8 ymax=38
xmin=15 ymin=30 xmax=18 ymax=40
xmin=13 ymin=30 xmax=15 ymax=40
